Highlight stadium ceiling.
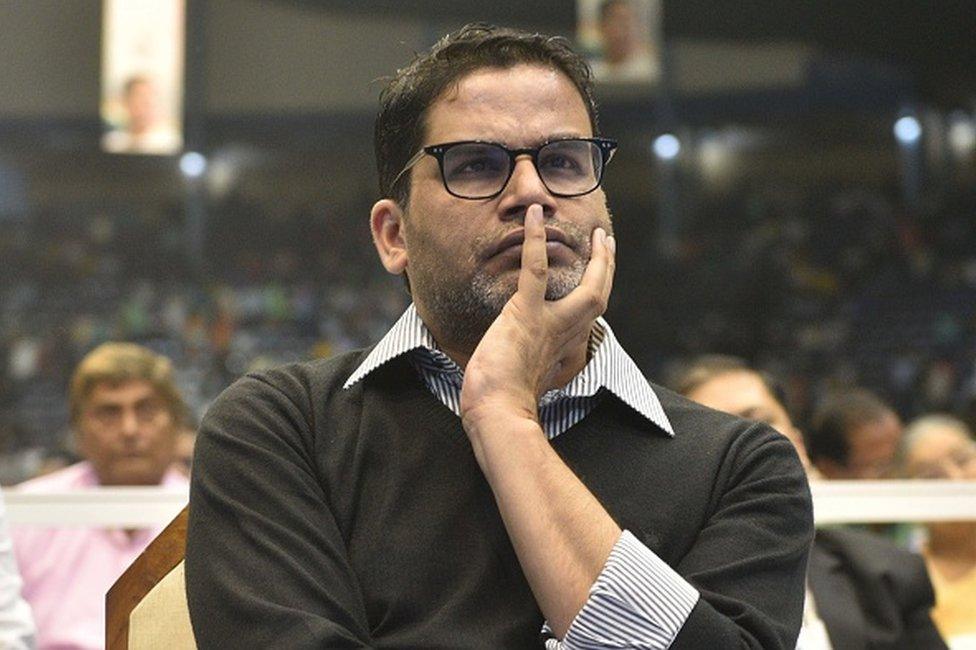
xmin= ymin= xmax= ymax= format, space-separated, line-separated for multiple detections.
xmin=291 ymin=0 xmax=976 ymax=108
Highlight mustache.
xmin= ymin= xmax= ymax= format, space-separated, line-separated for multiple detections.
xmin=476 ymin=219 xmax=592 ymax=261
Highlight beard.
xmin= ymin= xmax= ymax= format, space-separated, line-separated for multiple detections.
xmin=404 ymin=215 xmax=603 ymax=350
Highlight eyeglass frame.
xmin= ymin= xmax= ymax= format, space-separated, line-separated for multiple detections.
xmin=390 ymin=137 xmax=618 ymax=200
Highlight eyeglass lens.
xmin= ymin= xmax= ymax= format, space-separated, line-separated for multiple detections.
xmin=441 ymin=140 xmax=603 ymax=198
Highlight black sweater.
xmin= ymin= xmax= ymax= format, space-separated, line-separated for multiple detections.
xmin=186 ymin=350 xmax=813 ymax=649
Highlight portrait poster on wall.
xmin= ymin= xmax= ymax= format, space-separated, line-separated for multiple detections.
xmin=101 ymin=0 xmax=185 ymax=155
xmin=577 ymin=0 xmax=662 ymax=84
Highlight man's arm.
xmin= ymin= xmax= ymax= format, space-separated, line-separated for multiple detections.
xmin=461 ymin=206 xmax=811 ymax=647
xmin=185 ymin=372 xmax=372 ymax=648
xmin=461 ymin=205 xmax=620 ymax=637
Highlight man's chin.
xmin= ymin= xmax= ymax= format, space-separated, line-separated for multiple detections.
xmin=100 ymin=459 xmax=166 ymax=486
xmin=473 ymin=273 xmax=581 ymax=306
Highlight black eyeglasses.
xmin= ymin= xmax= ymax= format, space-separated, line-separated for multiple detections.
xmin=392 ymin=137 xmax=618 ymax=200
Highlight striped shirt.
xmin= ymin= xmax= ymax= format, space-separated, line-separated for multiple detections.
xmin=344 ymin=304 xmax=699 ymax=648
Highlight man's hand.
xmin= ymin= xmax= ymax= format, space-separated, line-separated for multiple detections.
xmin=458 ymin=203 xmax=619 ymax=638
xmin=460 ymin=203 xmax=616 ymax=446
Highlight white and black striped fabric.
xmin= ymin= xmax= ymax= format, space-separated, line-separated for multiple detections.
xmin=344 ymin=304 xmax=699 ymax=649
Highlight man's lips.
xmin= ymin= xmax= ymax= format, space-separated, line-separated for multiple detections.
xmin=487 ymin=227 xmax=575 ymax=259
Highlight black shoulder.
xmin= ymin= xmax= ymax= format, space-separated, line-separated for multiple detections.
xmin=250 ymin=347 xmax=374 ymax=397
xmin=210 ymin=347 xmax=373 ymax=410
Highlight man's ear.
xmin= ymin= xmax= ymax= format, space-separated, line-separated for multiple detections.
xmin=370 ymin=199 xmax=409 ymax=275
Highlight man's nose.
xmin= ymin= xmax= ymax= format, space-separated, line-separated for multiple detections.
xmin=499 ymin=157 xmax=556 ymax=220
xmin=119 ymin=409 xmax=141 ymax=439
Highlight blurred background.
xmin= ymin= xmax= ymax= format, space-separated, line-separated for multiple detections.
xmin=1 ymin=0 xmax=974 ymax=483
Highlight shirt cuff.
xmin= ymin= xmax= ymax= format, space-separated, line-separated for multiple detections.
xmin=543 ymin=530 xmax=699 ymax=649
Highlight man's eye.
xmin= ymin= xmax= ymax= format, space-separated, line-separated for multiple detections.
xmin=540 ymin=154 xmax=578 ymax=170
xmin=93 ymin=406 xmax=119 ymax=420
xmin=540 ymin=154 xmax=587 ymax=175
xmin=452 ymin=157 xmax=501 ymax=175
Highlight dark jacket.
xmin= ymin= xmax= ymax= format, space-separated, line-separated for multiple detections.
xmin=810 ymin=527 xmax=947 ymax=650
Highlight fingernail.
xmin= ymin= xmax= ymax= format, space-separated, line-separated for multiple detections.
xmin=606 ymin=235 xmax=616 ymax=254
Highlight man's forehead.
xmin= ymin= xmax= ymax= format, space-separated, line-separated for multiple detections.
xmin=424 ymin=64 xmax=592 ymax=144
xmin=87 ymin=379 xmax=159 ymax=402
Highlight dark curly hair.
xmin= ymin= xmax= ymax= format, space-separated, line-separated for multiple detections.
xmin=374 ymin=23 xmax=600 ymax=207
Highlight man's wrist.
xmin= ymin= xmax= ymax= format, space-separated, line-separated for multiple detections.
xmin=461 ymin=393 xmax=538 ymax=435
xmin=462 ymin=410 xmax=547 ymax=473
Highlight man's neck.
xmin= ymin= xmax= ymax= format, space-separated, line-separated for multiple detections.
xmin=419 ymin=307 xmax=593 ymax=392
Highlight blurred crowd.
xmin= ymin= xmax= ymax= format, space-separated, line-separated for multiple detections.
xmin=0 ymin=195 xmax=407 ymax=482
xmin=2 ymin=182 xmax=975 ymax=485
xmin=658 ymin=182 xmax=976 ymax=435
xmin=673 ymin=355 xmax=976 ymax=648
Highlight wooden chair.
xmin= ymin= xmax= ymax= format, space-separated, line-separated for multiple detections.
xmin=106 ymin=506 xmax=197 ymax=649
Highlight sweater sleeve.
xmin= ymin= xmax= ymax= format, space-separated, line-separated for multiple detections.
xmin=668 ymin=429 xmax=813 ymax=649
xmin=185 ymin=372 xmax=373 ymax=649
xmin=542 ymin=424 xmax=811 ymax=649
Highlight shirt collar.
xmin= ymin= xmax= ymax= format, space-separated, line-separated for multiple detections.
xmin=343 ymin=303 xmax=674 ymax=436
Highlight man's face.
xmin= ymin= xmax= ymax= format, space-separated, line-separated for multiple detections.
xmin=76 ymin=379 xmax=177 ymax=486
xmin=601 ymin=2 xmax=639 ymax=62
xmin=125 ymin=81 xmax=156 ymax=133
xmin=686 ymin=370 xmax=810 ymax=468
xmin=833 ymin=412 xmax=903 ymax=480
xmin=396 ymin=64 xmax=613 ymax=347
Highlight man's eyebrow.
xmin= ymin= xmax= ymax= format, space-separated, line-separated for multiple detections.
xmin=543 ymin=132 xmax=587 ymax=143
xmin=499 ymin=133 xmax=588 ymax=148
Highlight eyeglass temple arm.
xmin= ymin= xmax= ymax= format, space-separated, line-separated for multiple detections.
xmin=391 ymin=148 xmax=429 ymax=191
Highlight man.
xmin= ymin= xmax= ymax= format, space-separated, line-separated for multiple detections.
xmin=102 ymin=74 xmax=181 ymax=155
xmin=903 ymin=415 xmax=976 ymax=646
xmin=12 ymin=342 xmax=189 ymax=650
xmin=677 ymin=355 xmax=947 ymax=650
xmin=590 ymin=0 xmax=659 ymax=82
xmin=187 ymin=25 xmax=812 ymax=648
xmin=807 ymin=388 xmax=903 ymax=480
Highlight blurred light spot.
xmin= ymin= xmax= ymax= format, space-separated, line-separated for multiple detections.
xmin=947 ymin=112 xmax=975 ymax=157
xmin=653 ymin=134 xmax=681 ymax=160
xmin=893 ymin=116 xmax=922 ymax=145
xmin=179 ymin=151 xmax=207 ymax=178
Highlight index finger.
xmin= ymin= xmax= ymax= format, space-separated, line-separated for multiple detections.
xmin=516 ymin=204 xmax=549 ymax=302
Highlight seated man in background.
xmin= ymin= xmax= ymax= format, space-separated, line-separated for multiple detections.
xmin=807 ymin=388 xmax=915 ymax=544
xmin=903 ymin=415 xmax=976 ymax=648
xmin=675 ymin=355 xmax=947 ymax=650
xmin=11 ymin=342 xmax=189 ymax=650
xmin=806 ymin=388 xmax=904 ymax=481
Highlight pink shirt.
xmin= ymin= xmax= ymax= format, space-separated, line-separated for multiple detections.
xmin=11 ymin=462 xmax=188 ymax=650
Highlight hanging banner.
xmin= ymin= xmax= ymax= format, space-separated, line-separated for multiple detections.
xmin=577 ymin=0 xmax=662 ymax=84
xmin=101 ymin=0 xmax=185 ymax=155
